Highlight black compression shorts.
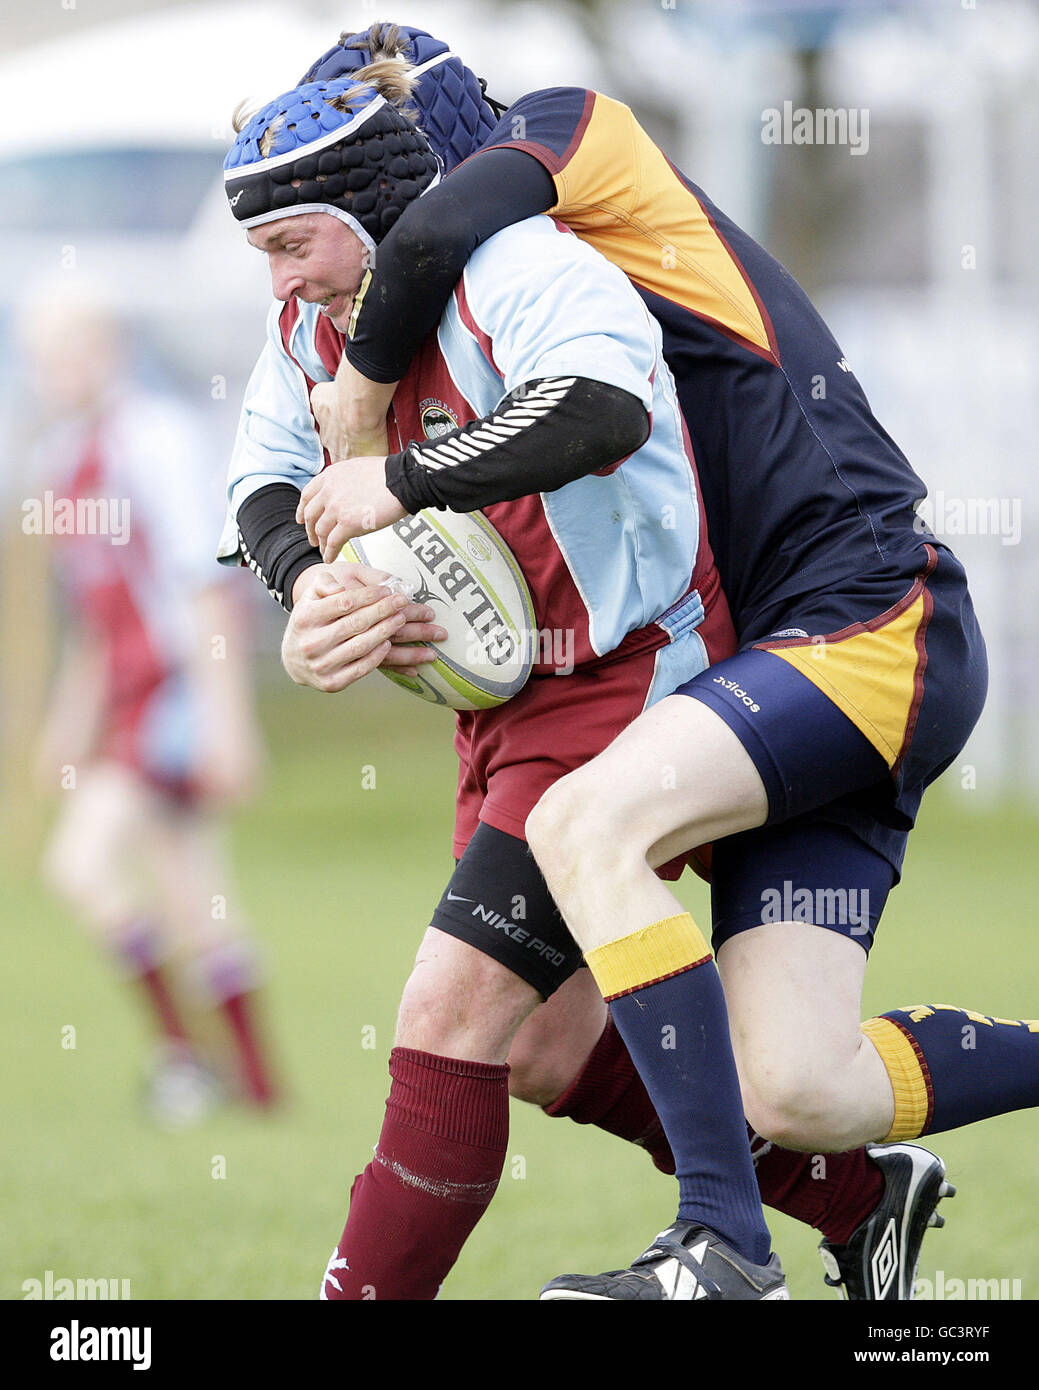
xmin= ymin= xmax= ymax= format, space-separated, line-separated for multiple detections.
xmin=430 ymin=822 xmax=583 ymax=999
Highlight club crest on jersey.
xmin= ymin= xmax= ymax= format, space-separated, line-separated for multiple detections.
xmin=420 ymin=400 xmax=458 ymax=438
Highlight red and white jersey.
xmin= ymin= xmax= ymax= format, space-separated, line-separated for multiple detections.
xmin=35 ymin=390 xmax=229 ymax=777
xmin=225 ymin=215 xmax=735 ymax=697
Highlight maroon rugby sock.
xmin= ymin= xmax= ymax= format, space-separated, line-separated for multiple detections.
xmin=199 ymin=943 xmax=277 ymax=1106
xmin=322 ymin=1047 xmax=509 ymax=1300
xmin=111 ymin=921 xmax=189 ymax=1046
xmin=543 ymin=1018 xmax=884 ymax=1243
xmin=751 ymin=1135 xmax=885 ymax=1245
xmin=218 ymin=991 xmax=277 ymax=1106
xmin=136 ymin=966 xmax=190 ymax=1046
xmin=542 ymin=1015 xmax=675 ymax=1173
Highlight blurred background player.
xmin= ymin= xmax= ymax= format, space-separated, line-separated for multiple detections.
xmin=18 ymin=279 xmax=277 ymax=1128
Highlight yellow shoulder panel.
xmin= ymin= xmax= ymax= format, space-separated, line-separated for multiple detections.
xmin=551 ymin=95 xmax=773 ymax=356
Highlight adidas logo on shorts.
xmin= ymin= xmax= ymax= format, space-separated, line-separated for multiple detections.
xmin=712 ymin=675 xmax=761 ymax=713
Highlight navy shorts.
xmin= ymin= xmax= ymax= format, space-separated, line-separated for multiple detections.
xmin=676 ymin=543 xmax=987 ymax=952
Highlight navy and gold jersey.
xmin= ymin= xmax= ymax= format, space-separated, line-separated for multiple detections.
xmin=475 ymin=88 xmax=935 ymax=642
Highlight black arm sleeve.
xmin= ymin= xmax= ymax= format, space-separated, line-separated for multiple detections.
xmin=385 ymin=377 xmax=650 ymax=515
xmin=346 ymin=147 xmax=557 ymax=383
xmin=236 ymin=483 xmax=323 ymax=612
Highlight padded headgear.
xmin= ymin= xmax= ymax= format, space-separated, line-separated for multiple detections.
xmin=300 ymin=25 xmax=504 ymax=173
xmin=224 ymin=78 xmax=441 ymax=252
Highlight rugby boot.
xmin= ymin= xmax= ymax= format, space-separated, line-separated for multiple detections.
xmin=540 ymin=1221 xmax=790 ymax=1300
xmin=818 ymin=1142 xmax=955 ymax=1300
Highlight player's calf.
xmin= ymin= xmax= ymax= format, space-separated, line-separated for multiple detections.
xmin=718 ymin=919 xmax=896 ymax=1150
xmin=324 ymin=931 xmax=542 ymax=1299
xmin=506 ymin=969 xmax=607 ymax=1105
xmin=394 ymin=927 xmax=542 ymax=1063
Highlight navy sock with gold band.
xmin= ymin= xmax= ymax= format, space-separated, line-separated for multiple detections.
xmin=585 ymin=913 xmax=772 ymax=1266
xmin=864 ymin=1005 xmax=1039 ymax=1139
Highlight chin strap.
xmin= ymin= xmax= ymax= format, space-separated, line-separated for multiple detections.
xmin=478 ymin=78 xmax=510 ymax=121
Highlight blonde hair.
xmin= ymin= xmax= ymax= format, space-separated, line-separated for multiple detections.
xmin=344 ymin=21 xmax=409 ymax=64
xmin=232 ymin=23 xmax=420 ymax=156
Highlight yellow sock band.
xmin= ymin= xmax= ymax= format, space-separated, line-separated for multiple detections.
xmin=585 ymin=912 xmax=712 ymax=1002
xmin=861 ymin=1015 xmax=932 ymax=1141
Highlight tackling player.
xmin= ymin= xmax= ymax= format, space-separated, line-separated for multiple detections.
xmin=282 ymin=24 xmax=1034 ymax=1301
xmin=287 ymin=24 xmax=1033 ymax=1303
xmin=220 ymin=49 xmax=962 ymax=1302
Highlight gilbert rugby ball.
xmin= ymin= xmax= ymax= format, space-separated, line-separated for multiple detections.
xmin=341 ymin=509 xmax=536 ymax=710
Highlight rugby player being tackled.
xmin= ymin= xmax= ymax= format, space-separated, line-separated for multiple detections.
xmin=220 ymin=32 xmax=984 ymax=1301
xmin=297 ymin=25 xmax=1038 ymax=1303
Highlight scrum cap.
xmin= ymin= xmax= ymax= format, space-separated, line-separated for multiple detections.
xmin=224 ymin=79 xmax=441 ymax=254
xmin=301 ymin=24 xmax=504 ymax=173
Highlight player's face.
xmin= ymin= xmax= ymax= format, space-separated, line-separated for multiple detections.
xmin=247 ymin=213 xmax=369 ymax=331
xmin=22 ymin=305 xmax=120 ymax=415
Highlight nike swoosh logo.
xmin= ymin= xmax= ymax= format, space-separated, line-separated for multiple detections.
xmin=446 ymin=891 xmax=474 ymax=904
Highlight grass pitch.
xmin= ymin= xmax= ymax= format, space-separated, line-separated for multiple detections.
xmin=2 ymin=676 xmax=1038 ymax=1303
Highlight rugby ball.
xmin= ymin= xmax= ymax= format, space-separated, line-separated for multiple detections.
xmin=341 ymin=509 xmax=536 ymax=710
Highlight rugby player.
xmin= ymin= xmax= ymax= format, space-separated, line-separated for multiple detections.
xmin=220 ymin=45 xmax=963 ymax=1302
xmin=292 ymin=25 xmax=1038 ymax=1302
xmin=21 ymin=284 xmax=276 ymax=1125
xmin=223 ymin=62 xmax=816 ymax=1301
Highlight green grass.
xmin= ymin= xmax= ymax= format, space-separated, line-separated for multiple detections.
xmin=3 ymin=677 xmax=1038 ymax=1302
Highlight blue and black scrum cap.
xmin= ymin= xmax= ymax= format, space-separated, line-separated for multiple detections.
xmin=301 ymin=24 xmax=504 ymax=173
xmin=224 ymin=79 xmax=441 ymax=254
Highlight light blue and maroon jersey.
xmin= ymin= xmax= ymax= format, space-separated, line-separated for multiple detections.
xmin=226 ymin=214 xmax=736 ymax=698
xmin=464 ymin=89 xmax=938 ymax=643
xmin=43 ymin=394 xmax=226 ymax=789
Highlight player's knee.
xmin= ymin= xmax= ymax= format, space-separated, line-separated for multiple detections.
xmin=42 ymin=838 xmax=103 ymax=913
xmin=507 ymin=970 xmax=609 ymax=1106
xmin=506 ymin=1016 xmax=584 ymax=1107
xmin=506 ymin=1005 xmax=552 ymax=1102
xmin=506 ymin=1048 xmax=560 ymax=1106
xmin=740 ymin=1066 xmax=848 ymax=1151
xmin=394 ymin=980 xmax=501 ymax=1057
xmin=524 ymin=777 xmax=576 ymax=866
xmin=396 ymin=947 xmax=537 ymax=1060
xmin=526 ymin=772 xmax=639 ymax=887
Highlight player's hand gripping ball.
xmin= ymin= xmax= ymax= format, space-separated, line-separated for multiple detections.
xmin=341 ymin=509 xmax=535 ymax=710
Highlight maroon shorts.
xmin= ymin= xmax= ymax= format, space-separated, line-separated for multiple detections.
xmin=99 ymin=672 xmax=203 ymax=808
xmin=453 ymin=642 xmax=706 ymax=881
